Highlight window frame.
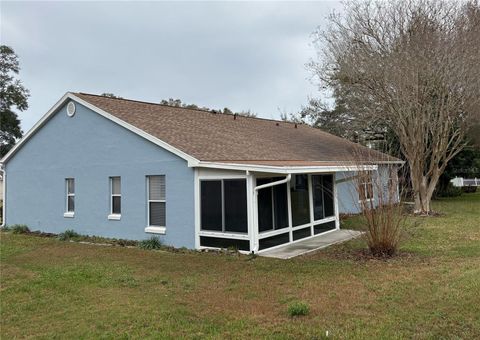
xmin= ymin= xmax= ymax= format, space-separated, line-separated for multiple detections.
xmin=257 ymin=178 xmax=289 ymax=234
xmin=64 ymin=178 xmax=75 ymax=218
xmin=359 ymin=180 xmax=374 ymax=202
xmin=199 ymin=178 xmax=248 ymax=235
xmin=145 ymin=175 xmax=166 ymax=234
xmin=108 ymin=176 xmax=121 ymax=220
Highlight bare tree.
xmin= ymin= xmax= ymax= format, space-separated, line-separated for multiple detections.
xmin=312 ymin=0 xmax=480 ymax=214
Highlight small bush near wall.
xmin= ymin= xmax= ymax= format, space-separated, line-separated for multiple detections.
xmin=10 ymin=225 xmax=30 ymax=234
xmin=287 ymin=302 xmax=310 ymax=317
xmin=58 ymin=229 xmax=81 ymax=241
xmin=139 ymin=237 xmax=163 ymax=250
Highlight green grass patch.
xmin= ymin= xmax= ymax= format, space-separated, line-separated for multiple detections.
xmin=287 ymin=301 xmax=310 ymax=317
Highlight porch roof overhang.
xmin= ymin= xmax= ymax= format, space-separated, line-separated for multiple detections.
xmin=194 ymin=160 xmax=384 ymax=174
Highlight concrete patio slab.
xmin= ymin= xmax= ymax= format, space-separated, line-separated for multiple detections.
xmin=259 ymin=229 xmax=363 ymax=259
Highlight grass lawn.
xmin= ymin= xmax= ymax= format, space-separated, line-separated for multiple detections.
xmin=1 ymin=193 xmax=479 ymax=339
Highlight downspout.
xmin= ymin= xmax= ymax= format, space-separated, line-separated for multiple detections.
xmin=0 ymin=163 xmax=5 ymax=227
xmin=252 ymin=174 xmax=291 ymax=253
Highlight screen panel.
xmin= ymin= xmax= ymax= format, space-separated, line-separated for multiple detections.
xmin=273 ymin=183 xmax=288 ymax=230
xmin=224 ymin=179 xmax=248 ymax=233
xmin=200 ymin=181 xmax=222 ymax=231
xmin=290 ymin=174 xmax=310 ymax=226
xmin=314 ymin=220 xmax=336 ymax=234
xmin=200 ymin=237 xmax=250 ymax=251
xmin=323 ymin=175 xmax=334 ymax=217
xmin=293 ymin=226 xmax=312 ymax=241
xmin=312 ymin=175 xmax=324 ymax=221
xmin=259 ymin=232 xmax=290 ymax=250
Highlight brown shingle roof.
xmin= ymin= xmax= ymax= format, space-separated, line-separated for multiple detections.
xmin=74 ymin=93 xmax=400 ymax=165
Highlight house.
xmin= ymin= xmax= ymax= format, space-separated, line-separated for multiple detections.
xmin=0 ymin=93 xmax=402 ymax=253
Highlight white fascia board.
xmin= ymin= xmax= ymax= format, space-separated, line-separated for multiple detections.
xmin=0 ymin=93 xmax=200 ymax=166
xmin=195 ymin=161 xmax=377 ymax=173
xmin=376 ymin=160 xmax=405 ymax=165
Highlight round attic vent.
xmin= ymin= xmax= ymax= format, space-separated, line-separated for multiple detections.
xmin=67 ymin=101 xmax=76 ymax=117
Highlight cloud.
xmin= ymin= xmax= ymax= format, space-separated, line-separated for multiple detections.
xmin=1 ymin=1 xmax=341 ymax=130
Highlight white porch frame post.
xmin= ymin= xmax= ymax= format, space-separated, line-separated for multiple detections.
xmin=194 ymin=168 xmax=200 ymax=249
xmin=287 ymin=175 xmax=293 ymax=243
xmin=1 ymin=167 xmax=5 ymax=227
xmin=334 ymin=172 xmax=340 ymax=230
xmin=246 ymin=171 xmax=256 ymax=253
xmin=308 ymin=174 xmax=314 ymax=235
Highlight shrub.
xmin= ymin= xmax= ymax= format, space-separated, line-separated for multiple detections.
xmin=352 ymin=164 xmax=405 ymax=257
xmin=287 ymin=301 xmax=310 ymax=317
xmin=138 ymin=236 xmax=163 ymax=250
xmin=58 ymin=229 xmax=81 ymax=241
xmin=11 ymin=224 xmax=30 ymax=234
xmin=436 ymin=183 xmax=463 ymax=197
xmin=462 ymin=186 xmax=477 ymax=193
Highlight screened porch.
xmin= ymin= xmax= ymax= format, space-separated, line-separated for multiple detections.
xmin=196 ymin=171 xmax=340 ymax=254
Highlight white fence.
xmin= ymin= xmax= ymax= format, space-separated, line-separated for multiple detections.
xmin=450 ymin=177 xmax=480 ymax=187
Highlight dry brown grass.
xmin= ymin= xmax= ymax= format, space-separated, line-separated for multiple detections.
xmin=1 ymin=193 xmax=479 ymax=338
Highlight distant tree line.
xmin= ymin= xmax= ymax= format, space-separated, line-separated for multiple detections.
xmin=101 ymin=94 xmax=257 ymax=118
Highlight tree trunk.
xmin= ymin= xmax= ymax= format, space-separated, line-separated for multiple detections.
xmin=412 ymin=174 xmax=439 ymax=215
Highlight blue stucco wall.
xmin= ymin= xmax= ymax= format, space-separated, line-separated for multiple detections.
xmin=4 ymin=101 xmax=195 ymax=248
xmin=336 ymin=165 xmax=398 ymax=214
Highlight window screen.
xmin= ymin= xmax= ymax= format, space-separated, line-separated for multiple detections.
xmin=273 ymin=183 xmax=288 ymax=229
xmin=200 ymin=179 xmax=247 ymax=233
xmin=312 ymin=174 xmax=334 ymax=220
xmin=290 ymin=174 xmax=310 ymax=226
xmin=312 ymin=175 xmax=324 ymax=220
xmin=224 ymin=179 xmax=248 ymax=233
xmin=257 ymin=178 xmax=288 ymax=233
xmin=323 ymin=175 xmax=334 ymax=217
xmin=200 ymin=181 xmax=222 ymax=231
xmin=257 ymin=183 xmax=273 ymax=232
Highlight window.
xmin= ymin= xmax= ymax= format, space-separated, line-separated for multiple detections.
xmin=200 ymin=179 xmax=247 ymax=233
xmin=64 ymin=178 xmax=75 ymax=217
xmin=290 ymin=174 xmax=310 ymax=227
xmin=359 ymin=181 xmax=374 ymax=201
xmin=147 ymin=175 xmax=166 ymax=227
xmin=109 ymin=177 xmax=121 ymax=219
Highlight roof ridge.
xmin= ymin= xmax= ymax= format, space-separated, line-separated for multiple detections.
xmin=75 ymin=92 xmax=303 ymax=126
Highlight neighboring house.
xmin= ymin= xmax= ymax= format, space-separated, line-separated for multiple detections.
xmin=0 ymin=93 xmax=402 ymax=253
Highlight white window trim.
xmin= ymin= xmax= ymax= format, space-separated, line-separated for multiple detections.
xmin=108 ymin=214 xmax=121 ymax=220
xmin=65 ymin=178 xmax=75 ymax=218
xmin=109 ymin=177 xmax=121 ymax=220
xmin=145 ymin=226 xmax=166 ymax=234
xmin=147 ymin=175 xmax=166 ymax=229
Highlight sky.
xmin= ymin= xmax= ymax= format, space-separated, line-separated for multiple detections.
xmin=1 ymin=1 xmax=341 ymax=132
